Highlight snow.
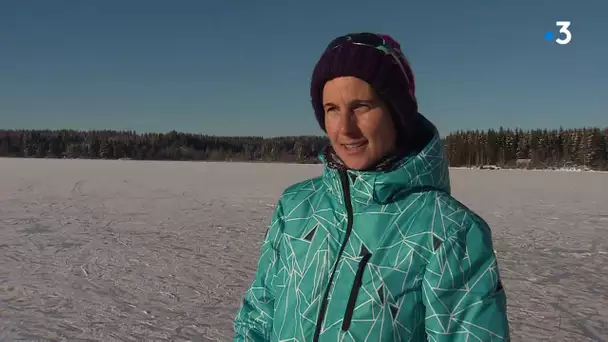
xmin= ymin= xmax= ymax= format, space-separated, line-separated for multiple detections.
xmin=1 ymin=158 xmax=607 ymax=341
xmin=452 ymin=165 xmax=608 ymax=173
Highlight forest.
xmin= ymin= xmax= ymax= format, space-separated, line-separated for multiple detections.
xmin=1 ymin=127 xmax=607 ymax=171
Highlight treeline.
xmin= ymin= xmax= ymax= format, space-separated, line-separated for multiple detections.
xmin=0 ymin=127 xmax=607 ymax=170
xmin=444 ymin=127 xmax=608 ymax=171
xmin=0 ymin=130 xmax=327 ymax=163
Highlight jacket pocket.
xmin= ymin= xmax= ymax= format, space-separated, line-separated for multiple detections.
xmin=341 ymin=251 xmax=372 ymax=331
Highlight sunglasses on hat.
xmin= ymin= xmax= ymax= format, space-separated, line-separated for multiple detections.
xmin=327 ymin=33 xmax=413 ymax=96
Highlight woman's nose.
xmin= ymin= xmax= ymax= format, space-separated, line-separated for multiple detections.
xmin=338 ymin=111 xmax=358 ymax=135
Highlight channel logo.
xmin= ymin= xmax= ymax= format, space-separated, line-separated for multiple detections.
xmin=545 ymin=21 xmax=572 ymax=45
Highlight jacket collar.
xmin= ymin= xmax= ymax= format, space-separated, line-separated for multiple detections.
xmin=319 ymin=115 xmax=451 ymax=205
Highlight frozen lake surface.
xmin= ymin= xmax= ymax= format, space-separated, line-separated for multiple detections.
xmin=0 ymin=158 xmax=607 ymax=341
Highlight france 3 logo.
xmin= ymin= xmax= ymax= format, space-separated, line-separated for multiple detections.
xmin=545 ymin=21 xmax=572 ymax=45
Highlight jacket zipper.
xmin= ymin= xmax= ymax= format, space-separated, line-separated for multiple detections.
xmin=313 ymin=170 xmax=354 ymax=342
xmin=341 ymin=251 xmax=372 ymax=331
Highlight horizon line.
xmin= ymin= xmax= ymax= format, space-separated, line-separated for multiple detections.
xmin=1 ymin=125 xmax=607 ymax=139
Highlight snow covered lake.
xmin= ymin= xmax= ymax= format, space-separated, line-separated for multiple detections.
xmin=1 ymin=158 xmax=607 ymax=341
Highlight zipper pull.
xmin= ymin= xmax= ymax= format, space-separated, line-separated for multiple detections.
xmin=342 ymin=245 xmax=372 ymax=331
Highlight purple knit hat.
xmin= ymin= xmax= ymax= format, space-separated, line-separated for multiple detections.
xmin=310 ymin=33 xmax=418 ymax=137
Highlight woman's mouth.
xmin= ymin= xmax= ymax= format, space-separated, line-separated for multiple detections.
xmin=341 ymin=141 xmax=368 ymax=154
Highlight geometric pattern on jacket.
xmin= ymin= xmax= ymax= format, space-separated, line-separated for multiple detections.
xmin=234 ymin=118 xmax=510 ymax=342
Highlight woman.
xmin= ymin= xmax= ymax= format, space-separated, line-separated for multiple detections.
xmin=233 ymin=32 xmax=510 ymax=341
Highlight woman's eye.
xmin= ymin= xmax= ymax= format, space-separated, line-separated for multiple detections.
xmin=353 ymin=103 xmax=370 ymax=112
xmin=325 ymin=107 xmax=338 ymax=114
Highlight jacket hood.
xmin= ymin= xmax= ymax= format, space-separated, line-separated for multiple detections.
xmin=319 ymin=114 xmax=451 ymax=205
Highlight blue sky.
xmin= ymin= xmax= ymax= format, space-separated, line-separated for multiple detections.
xmin=1 ymin=0 xmax=606 ymax=137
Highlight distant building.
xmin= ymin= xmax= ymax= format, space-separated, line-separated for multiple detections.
xmin=516 ymin=159 xmax=532 ymax=168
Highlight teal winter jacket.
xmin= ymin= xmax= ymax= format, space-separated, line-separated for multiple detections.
xmin=234 ymin=121 xmax=510 ymax=341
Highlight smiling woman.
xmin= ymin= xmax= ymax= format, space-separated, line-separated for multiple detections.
xmin=322 ymin=76 xmax=397 ymax=170
xmin=233 ymin=32 xmax=510 ymax=342
xmin=312 ymin=33 xmax=432 ymax=173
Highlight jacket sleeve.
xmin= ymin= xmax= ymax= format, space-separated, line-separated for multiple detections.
xmin=233 ymin=201 xmax=284 ymax=342
xmin=422 ymin=218 xmax=510 ymax=341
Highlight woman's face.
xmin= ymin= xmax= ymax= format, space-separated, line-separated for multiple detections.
xmin=323 ymin=76 xmax=397 ymax=170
